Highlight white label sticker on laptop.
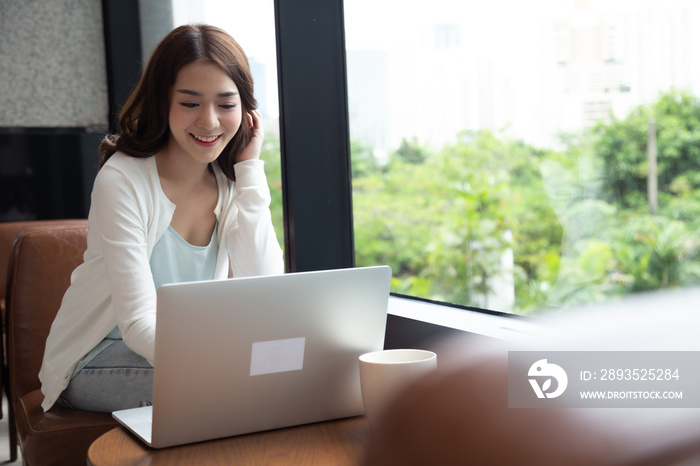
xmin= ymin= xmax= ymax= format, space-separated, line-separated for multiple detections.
xmin=250 ymin=337 xmax=306 ymax=376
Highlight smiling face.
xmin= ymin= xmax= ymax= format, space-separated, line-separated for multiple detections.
xmin=166 ymin=62 xmax=243 ymax=166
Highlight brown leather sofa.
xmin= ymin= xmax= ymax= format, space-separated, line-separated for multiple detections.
xmin=0 ymin=219 xmax=91 ymax=461
xmin=0 ymin=219 xmax=88 ymax=320
xmin=5 ymin=222 xmax=118 ymax=465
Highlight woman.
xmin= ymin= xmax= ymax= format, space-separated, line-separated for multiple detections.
xmin=38 ymin=24 xmax=284 ymax=412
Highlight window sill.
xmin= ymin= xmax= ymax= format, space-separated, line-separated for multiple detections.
xmin=387 ymin=294 xmax=545 ymax=342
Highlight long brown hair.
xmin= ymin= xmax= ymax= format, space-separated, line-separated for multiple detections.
xmin=99 ymin=24 xmax=258 ymax=180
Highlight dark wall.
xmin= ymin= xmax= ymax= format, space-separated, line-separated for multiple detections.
xmin=0 ymin=132 xmax=102 ymax=221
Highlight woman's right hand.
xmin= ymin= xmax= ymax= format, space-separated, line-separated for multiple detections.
xmin=237 ymin=110 xmax=265 ymax=162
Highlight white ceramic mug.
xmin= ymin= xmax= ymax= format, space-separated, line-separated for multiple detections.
xmin=359 ymin=349 xmax=437 ymax=422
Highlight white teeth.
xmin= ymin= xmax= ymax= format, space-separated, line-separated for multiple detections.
xmin=192 ymin=134 xmax=219 ymax=143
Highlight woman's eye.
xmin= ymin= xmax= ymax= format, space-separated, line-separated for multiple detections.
xmin=180 ymin=102 xmax=198 ymax=109
xmin=220 ymin=104 xmax=237 ymax=110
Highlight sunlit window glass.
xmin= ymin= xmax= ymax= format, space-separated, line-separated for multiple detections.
xmin=345 ymin=0 xmax=700 ymax=314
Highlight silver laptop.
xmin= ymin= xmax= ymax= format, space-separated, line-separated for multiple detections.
xmin=112 ymin=265 xmax=391 ymax=449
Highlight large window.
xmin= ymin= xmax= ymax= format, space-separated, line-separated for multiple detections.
xmin=345 ymin=0 xmax=700 ymax=315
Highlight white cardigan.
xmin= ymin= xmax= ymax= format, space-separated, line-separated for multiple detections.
xmin=39 ymin=153 xmax=284 ymax=411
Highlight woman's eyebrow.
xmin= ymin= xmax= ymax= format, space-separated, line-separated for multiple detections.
xmin=176 ymin=89 xmax=239 ymax=98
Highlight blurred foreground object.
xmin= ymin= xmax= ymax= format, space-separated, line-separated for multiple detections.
xmin=365 ymin=287 xmax=700 ymax=466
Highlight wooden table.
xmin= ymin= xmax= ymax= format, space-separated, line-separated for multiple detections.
xmin=87 ymin=416 xmax=369 ymax=465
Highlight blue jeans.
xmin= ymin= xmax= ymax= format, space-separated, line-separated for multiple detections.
xmin=57 ymin=340 xmax=153 ymax=412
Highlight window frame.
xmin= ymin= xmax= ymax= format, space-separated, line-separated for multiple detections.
xmin=274 ymin=0 xmax=355 ymax=273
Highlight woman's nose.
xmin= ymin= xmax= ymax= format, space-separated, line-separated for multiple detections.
xmin=196 ymin=105 xmax=219 ymax=130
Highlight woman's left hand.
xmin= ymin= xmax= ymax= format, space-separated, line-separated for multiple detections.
xmin=237 ymin=110 xmax=265 ymax=162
